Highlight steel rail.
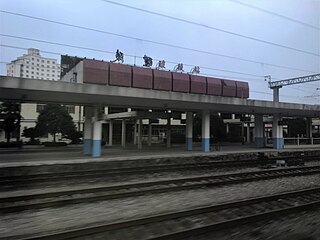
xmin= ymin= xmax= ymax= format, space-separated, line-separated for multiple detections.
xmin=2 ymin=154 xmax=319 ymax=185
xmin=11 ymin=187 xmax=320 ymax=240
xmin=1 ymin=165 xmax=320 ymax=213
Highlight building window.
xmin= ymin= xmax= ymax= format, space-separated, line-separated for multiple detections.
xmin=37 ymin=59 xmax=39 ymax=62
xmin=31 ymin=76 xmax=34 ymax=78
xmin=26 ymin=70 xmax=29 ymax=73
xmin=31 ymin=71 xmax=34 ymax=74
xmin=26 ymin=75 xmax=29 ymax=77
xmin=47 ymin=60 xmax=50 ymax=63
xmin=31 ymin=63 xmax=34 ymax=65
xmin=26 ymin=66 xmax=29 ymax=68
xmin=41 ymin=60 xmax=44 ymax=63
xmin=65 ymin=105 xmax=75 ymax=114
xmin=32 ymin=58 xmax=34 ymax=60
xmin=41 ymin=65 xmax=44 ymax=67
xmin=36 ymin=104 xmax=46 ymax=113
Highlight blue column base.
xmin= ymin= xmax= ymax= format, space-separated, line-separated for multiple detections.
xmin=255 ymin=137 xmax=265 ymax=148
xmin=83 ymin=139 xmax=92 ymax=155
xmin=273 ymin=138 xmax=284 ymax=149
xmin=92 ymin=140 xmax=101 ymax=157
xmin=202 ymin=138 xmax=210 ymax=152
xmin=186 ymin=137 xmax=193 ymax=151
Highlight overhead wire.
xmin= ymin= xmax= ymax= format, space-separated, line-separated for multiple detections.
xmin=0 ymin=44 xmax=264 ymax=81
xmin=0 ymin=50 xmax=313 ymax=101
xmin=0 ymin=36 xmax=264 ymax=79
xmin=0 ymin=50 xmax=315 ymax=101
xmin=250 ymin=90 xmax=308 ymax=100
xmin=0 ymin=45 xmax=65 ymax=56
xmin=287 ymin=85 xmax=316 ymax=94
xmin=0 ymin=34 xmax=115 ymax=56
xmin=99 ymin=0 xmax=320 ymax=57
xmin=0 ymin=39 xmax=316 ymax=83
xmin=230 ymin=0 xmax=320 ymax=30
xmin=0 ymin=10 xmax=317 ymax=74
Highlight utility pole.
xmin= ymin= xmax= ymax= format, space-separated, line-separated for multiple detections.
xmin=266 ymin=73 xmax=320 ymax=103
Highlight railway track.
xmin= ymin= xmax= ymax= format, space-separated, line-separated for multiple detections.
xmin=1 ymin=154 xmax=318 ymax=187
xmin=0 ymin=159 xmax=257 ymax=183
xmin=1 ymin=165 xmax=320 ymax=213
xmin=9 ymin=187 xmax=320 ymax=240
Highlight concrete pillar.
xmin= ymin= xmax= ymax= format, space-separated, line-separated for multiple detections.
xmin=241 ymin=122 xmax=245 ymax=140
xmin=273 ymin=113 xmax=284 ymax=149
xmin=246 ymin=123 xmax=250 ymax=143
xmin=306 ymin=117 xmax=312 ymax=138
xmin=202 ymin=110 xmax=210 ymax=152
xmin=148 ymin=121 xmax=152 ymax=146
xmin=92 ymin=120 xmax=102 ymax=157
xmin=226 ymin=123 xmax=230 ymax=134
xmin=91 ymin=107 xmax=102 ymax=157
xmin=273 ymin=88 xmax=280 ymax=103
xmin=133 ymin=122 xmax=137 ymax=145
xmin=121 ymin=119 xmax=126 ymax=148
xmin=138 ymin=118 xmax=142 ymax=149
xmin=83 ymin=106 xmax=93 ymax=155
xmin=254 ymin=115 xmax=264 ymax=148
xmin=108 ymin=120 xmax=113 ymax=146
xmin=167 ymin=118 xmax=171 ymax=148
xmin=186 ymin=112 xmax=193 ymax=151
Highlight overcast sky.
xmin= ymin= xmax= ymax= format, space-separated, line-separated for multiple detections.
xmin=0 ymin=0 xmax=319 ymax=104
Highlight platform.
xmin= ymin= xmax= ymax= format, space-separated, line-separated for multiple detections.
xmin=0 ymin=143 xmax=320 ymax=168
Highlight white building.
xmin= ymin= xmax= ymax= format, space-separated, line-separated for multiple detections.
xmin=7 ymin=48 xmax=60 ymax=80
xmin=2 ymin=48 xmax=83 ymax=143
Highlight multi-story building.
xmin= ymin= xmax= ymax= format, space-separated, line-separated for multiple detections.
xmin=2 ymin=48 xmax=83 ymax=143
xmin=7 ymin=48 xmax=60 ymax=80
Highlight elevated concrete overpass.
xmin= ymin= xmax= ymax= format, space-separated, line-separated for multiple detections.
xmin=1 ymin=76 xmax=319 ymax=156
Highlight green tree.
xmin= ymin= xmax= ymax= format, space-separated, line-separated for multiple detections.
xmin=22 ymin=127 xmax=41 ymax=144
xmin=0 ymin=102 xmax=21 ymax=143
xmin=36 ymin=104 xmax=77 ymax=142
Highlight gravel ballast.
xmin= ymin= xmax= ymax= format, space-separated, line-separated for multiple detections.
xmin=1 ymin=174 xmax=320 ymax=238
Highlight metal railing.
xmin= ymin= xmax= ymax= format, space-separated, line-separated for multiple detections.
xmin=265 ymin=137 xmax=320 ymax=146
xmin=284 ymin=137 xmax=320 ymax=145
